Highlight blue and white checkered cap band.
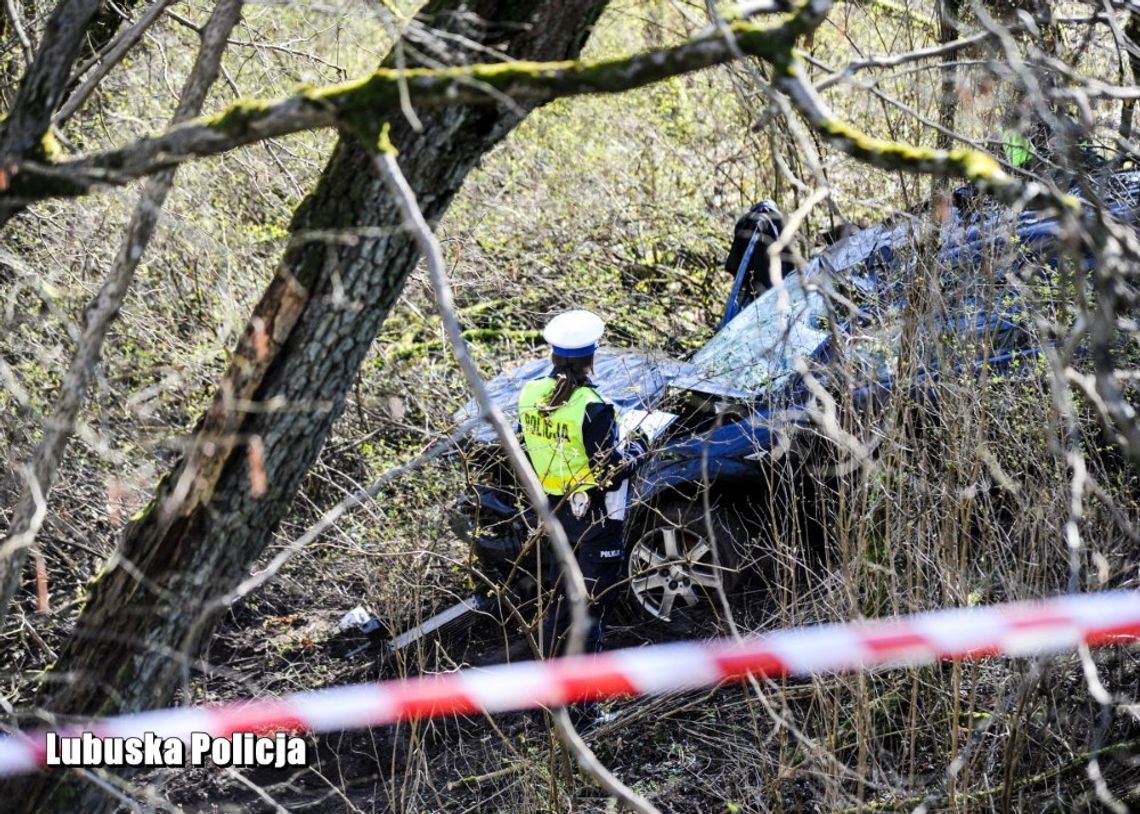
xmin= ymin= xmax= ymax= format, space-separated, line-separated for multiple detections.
xmin=543 ymin=310 xmax=604 ymax=357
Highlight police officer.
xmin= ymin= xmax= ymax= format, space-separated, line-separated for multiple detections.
xmin=518 ymin=310 xmax=644 ymax=657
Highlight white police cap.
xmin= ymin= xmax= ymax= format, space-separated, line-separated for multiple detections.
xmin=543 ymin=310 xmax=604 ymax=358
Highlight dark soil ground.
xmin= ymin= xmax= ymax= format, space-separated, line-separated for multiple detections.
xmin=151 ymin=578 xmax=788 ymax=812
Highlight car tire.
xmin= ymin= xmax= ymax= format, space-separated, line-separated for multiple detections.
xmin=624 ymin=502 xmax=744 ymax=622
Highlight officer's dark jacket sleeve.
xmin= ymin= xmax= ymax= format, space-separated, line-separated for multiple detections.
xmin=583 ymin=400 xmax=641 ymax=490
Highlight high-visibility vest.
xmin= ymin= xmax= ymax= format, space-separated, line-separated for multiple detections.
xmin=1002 ymin=130 xmax=1033 ymax=168
xmin=518 ymin=377 xmax=603 ymax=496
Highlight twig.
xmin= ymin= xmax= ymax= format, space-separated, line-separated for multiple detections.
xmin=372 ymin=139 xmax=661 ymax=814
xmin=223 ymin=768 xmax=290 ymax=813
xmin=767 ymin=185 xmax=830 ymax=291
xmin=813 ymin=31 xmax=994 ymax=91
xmin=207 ymin=420 xmax=476 ymax=610
xmin=0 ymin=0 xmax=102 ymax=165
xmin=838 ymin=738 xmax=1140 ymax=812
xmin=369 ymin=143 xmax=590 ymax=660
xmin=445 ymin=763 xmax=526 ymax=791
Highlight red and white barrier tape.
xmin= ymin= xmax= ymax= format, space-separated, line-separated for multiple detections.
xmin=2 ymin=590 xmax=1138 ymax=777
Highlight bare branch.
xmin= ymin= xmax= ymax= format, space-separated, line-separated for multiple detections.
xmin=54 ymin=0 xmax=182 ymax=126
xmin=189 ymin=419 xmax=478 ymax=640
xmin=0 ymin=0 xmax=1067 ymax=224
xmin=769 ymin=50 xmax=1053 ymax=204
xmin=0 ymin=0 xmax=243 ymax=625
xmin=369 ymin=141 xmax=591 ymax=656
xmin=3 ymin=17 xmax=816 ymax=203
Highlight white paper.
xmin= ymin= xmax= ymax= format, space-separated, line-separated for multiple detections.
xmin=617 ymin=409 xmax=677 ymax=443
xmin=604 ymin=480 xmax=629 ymax=521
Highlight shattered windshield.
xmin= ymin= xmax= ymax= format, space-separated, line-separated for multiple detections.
xmin=691 ymin=273 xmax=830 ymax=393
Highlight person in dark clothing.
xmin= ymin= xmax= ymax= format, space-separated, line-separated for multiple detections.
xmin=722 ymin=200 xmax=797 ymax=325
xmin=518 ymin=310 xmax=645 ymax=657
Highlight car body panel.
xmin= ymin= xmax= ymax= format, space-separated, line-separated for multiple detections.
xmin=456 ymin=170 xmax=1140 ymax=586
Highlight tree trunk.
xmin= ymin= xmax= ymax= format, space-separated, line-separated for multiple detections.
xmin=14 ymin=1 xmax=607 ymax=810
xmin=935 ymin=0 xmax=960 ymax=153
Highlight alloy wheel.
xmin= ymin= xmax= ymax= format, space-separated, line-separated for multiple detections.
xmin=627 ymin=523 xmax=729 ymax=621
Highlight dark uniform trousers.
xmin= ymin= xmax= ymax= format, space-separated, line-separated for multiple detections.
xmin=541 ymin=486 xmax=625 ymax=657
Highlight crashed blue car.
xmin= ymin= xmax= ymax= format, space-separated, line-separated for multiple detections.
xmin=455 ymin=171 xmax=1140 ymax=622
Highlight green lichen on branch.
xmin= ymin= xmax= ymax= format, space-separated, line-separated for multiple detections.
xmin=109 ymin=17 xmax=816 ymax=155
xmin=818 ymin=115 xmax=1011 ymax=185
xmin=4 ymin=0 xmax=1057 ymax=208
xmin=200 ymin=98 xmax=274 ymax=137
xmin=810 ymin=111 xmax=1079 ymax=209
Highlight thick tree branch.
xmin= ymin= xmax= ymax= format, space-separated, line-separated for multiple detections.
xmin=2 ymin=19 xmax=805 ymax=199
xmin=0 ymin=0 xmax=102 ymax=165
xmin=2 ymin=0 xmax=33 ymax=66
xmin=0 ymin=0 xmax=1065 ymax=220
xmin=768 ymin=51 xmax=1063 ymax=206
xmin=846 ymin=0 xmax=936 ymax=33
